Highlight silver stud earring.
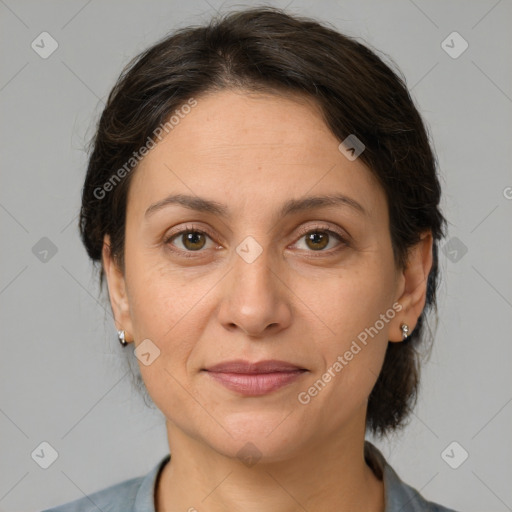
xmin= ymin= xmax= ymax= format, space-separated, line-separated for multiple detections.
xmin=400 ymin=323 xmax=410 ymax=341
xmin=117 ymin=330 xmax=128 ymax=346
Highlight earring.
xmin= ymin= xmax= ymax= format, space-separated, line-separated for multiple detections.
xmin=400 ymin=323 xmax=410 ymax=341
xmin=117 ymin=330 xmax=128 ymax=346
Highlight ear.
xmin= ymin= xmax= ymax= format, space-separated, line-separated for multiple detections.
xmin=389 ymin=230 xmax=433 ymax=343
xmin=102 ymin=235 xmax=134 ymax=343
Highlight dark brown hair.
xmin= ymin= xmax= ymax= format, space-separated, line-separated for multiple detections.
xmin=79 ymin=6 xmax=447 ymax=437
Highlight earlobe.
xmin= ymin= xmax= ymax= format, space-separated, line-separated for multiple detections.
xmin=390 ymin=231 xmax=433 ymax=343
xmin=102 ymin=235 xmax=134 ymax=343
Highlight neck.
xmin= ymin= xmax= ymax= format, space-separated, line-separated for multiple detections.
xmin=155 ymin=422 xmax=384 ymax=512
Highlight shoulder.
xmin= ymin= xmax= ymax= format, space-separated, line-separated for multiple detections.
xmin=40 ymin=455 xmax=170 ymax=512
xmin=40 ymin=475 xmax=144 ymax=512
xmin=387 ymin=473 xmax=460 ymax=512
xmin=364 ymin=441 xmax=461 ymax=512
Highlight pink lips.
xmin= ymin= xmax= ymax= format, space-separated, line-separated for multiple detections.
xmin=203 ymin=359 xmax=307 ymax=396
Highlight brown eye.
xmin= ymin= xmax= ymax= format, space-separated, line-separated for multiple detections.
xmin=293 ymin=226 xmax=348 ymax=254
xmin=181 ymin=231 xmax=206 ymax=251
xmin=305 ymin=231 xmax=329 ymax=250
xmin=166 ymin=229 xmax=215 ymax=253
xmin=180 ymin=231 xmax=207 ymax=251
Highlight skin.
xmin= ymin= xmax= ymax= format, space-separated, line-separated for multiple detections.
xmin=102 ymin=89 xmax=433 ymax=512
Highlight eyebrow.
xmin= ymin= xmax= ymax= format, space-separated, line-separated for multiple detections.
xmin=144 ymin=193 xmax=367 ymax=220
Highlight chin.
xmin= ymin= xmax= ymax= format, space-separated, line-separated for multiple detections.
xmin=207 ymin=411 xmax=310 ymax=463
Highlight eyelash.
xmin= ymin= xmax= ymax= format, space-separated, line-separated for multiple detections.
xmin=164 ymin=223 xmax=348 ymax=258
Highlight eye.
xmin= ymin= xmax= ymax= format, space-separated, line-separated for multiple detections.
xmin=164 ymin=223 xmax=348 ymax=258
xmin=165 ymin=225 xmax=217 ymax=254
xmin=292 ymin=225 xmax=348 ymax=253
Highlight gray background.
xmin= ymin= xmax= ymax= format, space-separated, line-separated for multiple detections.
xmin=1 ymin=1 xmax=511 ymax=511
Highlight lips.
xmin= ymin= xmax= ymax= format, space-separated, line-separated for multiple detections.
xmin=205 ymin=359 xmax=306 ymax=374
xmin=203 ymin=359 xmax=307 ymax=396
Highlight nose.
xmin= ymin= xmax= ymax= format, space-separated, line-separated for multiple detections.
xmin=217 ymin=244 xmax=292 ymax=338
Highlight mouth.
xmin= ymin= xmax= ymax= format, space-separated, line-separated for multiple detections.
xmin=202 ymin=359 xmax=308 ymax=396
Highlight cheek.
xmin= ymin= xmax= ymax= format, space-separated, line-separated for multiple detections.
xmin=295 ymin=265 xmax=393 ymax=407
xmin=125 ymin=261 xmax=206 ymax=419
xmin=125 ymin=250 xmax=204 ymax=336
xmin=300 ymin=262 xmax=395 ymax=346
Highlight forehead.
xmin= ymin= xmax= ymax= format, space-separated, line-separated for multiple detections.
xmin=128 ymin=89 xmax=385 ymax=221
xmin=153 ymin=89 xmax=342 ymax=163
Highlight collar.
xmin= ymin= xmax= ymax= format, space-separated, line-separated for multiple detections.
xmin=364 ymin=440 xmax=446 ymax=511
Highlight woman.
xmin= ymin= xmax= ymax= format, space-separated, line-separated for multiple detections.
xmin=43 ymin=6 xmax=458 ymax=512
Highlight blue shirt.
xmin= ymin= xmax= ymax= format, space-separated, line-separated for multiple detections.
xmin=41 ymin=441 xmax=459 ymax=511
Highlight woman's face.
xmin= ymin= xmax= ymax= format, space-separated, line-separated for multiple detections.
xmin=105 ymin=89 xmax=413 ymax=461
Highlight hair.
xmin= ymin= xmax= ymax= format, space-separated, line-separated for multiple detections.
xmin=79 ymin=6 xmax=447 ymax=437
